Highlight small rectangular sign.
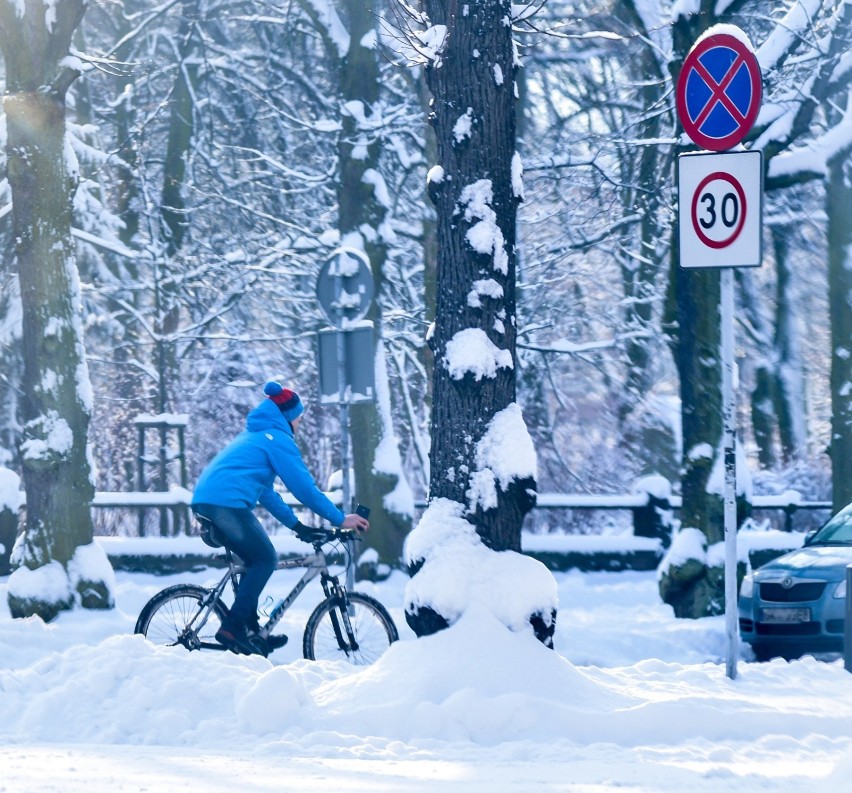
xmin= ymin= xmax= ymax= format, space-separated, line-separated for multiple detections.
xmin=678 ymin=150 xmax=763 ymax=269
xmin=317 ymin=322 xmax=375 ymax=404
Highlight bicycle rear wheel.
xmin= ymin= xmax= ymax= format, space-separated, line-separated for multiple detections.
xmin=135 ymin=584 xmax=228 ymax=651
xmin=303 ymin=592 xmax=398 ymax=665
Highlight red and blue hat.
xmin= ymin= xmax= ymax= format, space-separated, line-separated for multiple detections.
xmin=264 ymin=381 xmax=304 ymax=423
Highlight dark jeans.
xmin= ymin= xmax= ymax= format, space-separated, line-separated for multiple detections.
xmin=191 ymin=504 xmax=277 ymax=626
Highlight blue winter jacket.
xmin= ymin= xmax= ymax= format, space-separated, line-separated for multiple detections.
xmin=191 ymin=399 xmax=345 ymax=527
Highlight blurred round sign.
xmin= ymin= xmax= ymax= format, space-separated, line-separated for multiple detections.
xmin=316 ymin=248 xmax=374 ymax=327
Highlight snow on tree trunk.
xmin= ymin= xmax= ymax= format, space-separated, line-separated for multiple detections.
xmin=658 ymin=443 xmax=751 ymax=618
xmin=403 ymin=0 xmax=555 ymax=644
xmin=0 ymin=0 xmax=114 ymax=619
xmin=827 ymin=144 xmax=852 ymax=511
xmin=333 ymin=0 xmax=414 ymax=568
xmin=0 ymin=467 xmax=22 ymax=576
xmin=351 ymin=337 xmax=415 ymax=572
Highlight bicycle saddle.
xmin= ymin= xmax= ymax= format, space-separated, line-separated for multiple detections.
xmin=196 ymin=516 xmax=224 ymax=548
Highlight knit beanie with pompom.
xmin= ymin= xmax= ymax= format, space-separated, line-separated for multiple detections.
xmin=264 ymin=381 xmax=304 ymax=424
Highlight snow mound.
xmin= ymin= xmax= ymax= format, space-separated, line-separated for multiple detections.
xmin=0 ymin=635 xmax=286 ymax=745
xmin=308 ymin=606 xmax=637 ymax=743
xmin=0 ymin=609 xmax=637 ymax=749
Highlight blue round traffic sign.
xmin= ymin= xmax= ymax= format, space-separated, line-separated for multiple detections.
xmin=676 ymin=31 xmax=762 ymax=151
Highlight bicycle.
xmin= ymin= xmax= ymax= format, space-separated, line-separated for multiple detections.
xmin=134 ymin=518 xmax=399 ymax=666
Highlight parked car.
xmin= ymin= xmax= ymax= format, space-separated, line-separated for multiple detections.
xmin=739 ymin=502 xmax=852 ymax=661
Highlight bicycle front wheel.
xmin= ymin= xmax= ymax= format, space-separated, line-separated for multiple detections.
xmin=135 ymin=584 xmax=228 ymax=651
xmin=303 ymin=592 xmax=398 ymax=665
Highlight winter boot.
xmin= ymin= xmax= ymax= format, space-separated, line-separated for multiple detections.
xmin=216 ymin=619 xmax=264 ymax=656
xmin=248 ymin=615 xmax=288 ymax=654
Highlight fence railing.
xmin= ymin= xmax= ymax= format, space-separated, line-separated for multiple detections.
xmin=4 ymin=487 xmax=833 ymax=575
xmin=416 ymin=492 xmax=833 ymax=542
xmin=86 ymin=488 xmax=831 ymax=540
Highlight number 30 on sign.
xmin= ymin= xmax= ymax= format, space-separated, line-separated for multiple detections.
xmin=678 ymin=150 xmax=763 ymax=269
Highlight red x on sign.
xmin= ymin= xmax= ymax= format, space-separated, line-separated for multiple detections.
xmin=676 ymin=31 xmax=762 ymax=151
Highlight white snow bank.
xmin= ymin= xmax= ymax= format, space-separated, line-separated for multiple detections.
xmin=310 ymin=607 xmax=637 ymax=743
xmin=404 ymin=499 xmax=557 ymax=633
xmin=7 ymin=561 xmax=71 ymax=603
xmin=3 ymin=600 xmax=852 ymax=754
xmin=8 ymin=542 xmax=115 ymax=611
xmin=4 ymin=567 xmax=852 ymax=790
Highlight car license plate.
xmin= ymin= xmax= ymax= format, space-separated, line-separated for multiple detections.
xmin=760 ymin=608 xmax=811 ymax=624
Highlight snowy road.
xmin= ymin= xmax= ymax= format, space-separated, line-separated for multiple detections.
xmin=2 ymin=567 xmax=851 ymax=792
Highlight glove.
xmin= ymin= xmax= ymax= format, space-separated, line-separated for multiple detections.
xmin=292 ymin=521 xmax=324 ymax=543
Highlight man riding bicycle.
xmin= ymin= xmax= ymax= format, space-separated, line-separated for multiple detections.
xmin=191 ymin=380 xmax=369 ymax=655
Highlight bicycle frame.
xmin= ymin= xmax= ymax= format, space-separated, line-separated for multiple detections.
xmin=186 ymin=544 xmax=347 ymax=648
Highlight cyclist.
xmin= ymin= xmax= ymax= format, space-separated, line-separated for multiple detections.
xmin=191 ymin=380 xmax=369 ymax=655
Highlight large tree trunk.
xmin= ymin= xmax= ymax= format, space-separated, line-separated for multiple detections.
xmin=404 ymin=0 xmax=554 ymax=644
xmin=771 ymin=227 xmax=807 ymax=463
xmin=827 ymin=147 xmax=852 ymax=512
xmin=660 ymin=4 xmax=749 ymax=619
xmin=423 ymin=0 xmax=528 ymax=545
xmin=154 ymin=0 xmax=200 ymax=417
xmin=747 ymin=226 xmax=808 ymax=469
xmin=615 ymin=1 xmax=667 ymax=425
xmin=0 ymin=0 xmax=113 ymax=620
xmin=336 ymin=0 xmax=413 ymax=569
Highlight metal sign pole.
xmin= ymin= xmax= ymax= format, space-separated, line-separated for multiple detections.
xmin=721 ymin=267 xmax=739 ymax=680
xmin=335 ymin=307 xmax=355 ymax=591
xmin=316 ymin=248 xmax=375 ymax=592
xmin=675 ymin=27 xmax=761 ymax=682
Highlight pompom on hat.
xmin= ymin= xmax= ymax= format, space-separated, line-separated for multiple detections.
xmin=264 ymin=381 xmax=305 ymax=424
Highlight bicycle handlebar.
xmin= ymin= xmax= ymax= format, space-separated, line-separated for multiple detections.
xmin=309 ymin=525 xmax=364 ymax=548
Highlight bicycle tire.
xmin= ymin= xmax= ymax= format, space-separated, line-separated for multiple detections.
xmin=303 ymin=592 xmax=398 ymax=665
xmin=135 ymin=584 xmax=228 ymax=652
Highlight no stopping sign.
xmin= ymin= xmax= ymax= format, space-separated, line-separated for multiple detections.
xmin=678 ymin=150 xmax=763 ymax=269
xmin=676 ymin=31 xmax=762 ymax=152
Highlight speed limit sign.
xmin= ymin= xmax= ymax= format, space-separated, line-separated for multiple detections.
xmin=678 ymin=150 xmax=763 ymax=269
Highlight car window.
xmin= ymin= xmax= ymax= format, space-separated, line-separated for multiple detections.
xmin=807 ymin=504 xmax=852 ymax=545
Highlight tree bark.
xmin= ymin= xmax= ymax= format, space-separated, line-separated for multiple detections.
xmin=770 ymin=226 xmax=807 ymax=464
xmin=661 ymin=3 xmax=731 ymax=619
xmin=423 ymin=0 xmax=530 ymax=549
xmin=154 ymin=0 xmax=200 ymax=417
xmin=335 ymin=0 xmax=413 ymax=568
xmin=0 ymin=0 xmax=110 ymax=618
xmin=402 ymin=0 xmax=554 ymax=644
xmin=827 ymin=148 xmax=852 ymax=511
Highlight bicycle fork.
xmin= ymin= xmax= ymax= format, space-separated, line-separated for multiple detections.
xmin=323 ymin=577 xmax=360 ymax=655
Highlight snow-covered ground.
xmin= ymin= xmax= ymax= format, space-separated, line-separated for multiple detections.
xmin=2 ymin=559 xmax=852 ymax=792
